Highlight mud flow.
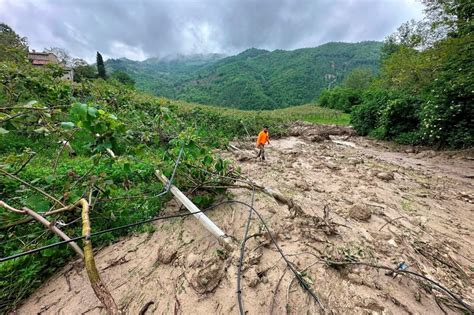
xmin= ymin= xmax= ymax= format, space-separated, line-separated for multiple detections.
xmin=19 ymin=124 xmax=473 ymax=314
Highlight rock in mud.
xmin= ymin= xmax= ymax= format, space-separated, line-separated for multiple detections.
xmin=324 ymin=161 xmax=341 ymax=170
xmin=310 ymin=135 xmax=326 ymax=142
xmin=156 ymin=247 xmax=177 ymax=264
xmin=246 ymin=268 xmax=260 ymax=288
xmin=295 ymin=181 xmax=311 ymax=191
xmin=348 ymin=204 xmax=372 ymax=221
xmin=190 ymin=257 xmax=225 ymax=294
xmin=248 ymin=249 xmax=263 ymax=265
xmin=387 ymin=239 xmax=398 ymax=247
xmin=186 ymin=253 xmax=201 ymax=267
xmin=413 ymin=216 xmax=428 ymax=227
xmin=347 ymin=158 xmax=364 ymax=165
xmin=375 ymin=172 xmax=394 ymax=181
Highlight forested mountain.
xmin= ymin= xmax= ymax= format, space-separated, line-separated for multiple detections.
xmin=106 ymin=53 xmax=225 ymax=98
xmin=106 ymin=41 xmax=383 ymax=109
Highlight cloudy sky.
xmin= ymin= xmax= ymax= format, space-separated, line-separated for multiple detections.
xmin=0 ymin=0 xmax=424 ymax=62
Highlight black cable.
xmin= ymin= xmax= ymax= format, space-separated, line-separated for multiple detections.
xmin=0 ymin=199 xmax=248 ymax=263
xmin=1 ymin=145 xmax=185 ymax=262
xmin=216 ymin=200 xmax=325 ymax=311
xmin=237 ymin=185 xmax=255 ymax=315
xmin=0 ymin=209 xmax=205 ymax=262
xmin=1 ymin=197 xmax=323 ymax=314
xmin=324 ymin=260 xmax=473 ymax=313
xmin=3 ymin=195 xmax=469 ymax=314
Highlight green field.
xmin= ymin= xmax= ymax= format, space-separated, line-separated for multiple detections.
xmin=173 ymin=101 xmax=350 ymax=143
xmin=176 ymin=101 xmax=351 ymax=128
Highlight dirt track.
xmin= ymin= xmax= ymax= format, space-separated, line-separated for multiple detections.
xmin=18 ymin=125 xmax=474 ymax=314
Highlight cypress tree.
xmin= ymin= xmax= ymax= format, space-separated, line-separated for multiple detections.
xmin=96 ymin=51 xmax=106 ymax=79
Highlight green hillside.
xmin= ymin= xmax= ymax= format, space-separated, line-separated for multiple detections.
xmin=106 ymin=54 xmax=225 ymax=98
xmin=106 ymin=41 xmax=383 ymax=109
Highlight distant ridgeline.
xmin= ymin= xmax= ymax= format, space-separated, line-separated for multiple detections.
xmin=106 ymin=41 xmax=383 ymax=110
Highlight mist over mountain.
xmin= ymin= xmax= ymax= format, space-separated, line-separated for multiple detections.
xmin=106 ymin=41 xmax=383 ymax=109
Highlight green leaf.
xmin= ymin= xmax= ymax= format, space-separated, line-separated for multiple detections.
xmin=0 ymin=127 xmax=9 ymax=135
xmin=26 ymin=195 xmax=50 ymax=212
xmin=71 ymin=103 xmax=88 ymax=121
xmin=45 ymin=175 xmax=55 ymax=184
xmin=42 ymin=249 xmax=55 ymax=257
xmin=192 ymin=196 xmax=203 ymax=204
xmin=34 ymin=127 xmax=49 ymax=134
xmin=60 ymin=122 xmax=75 ymax=129
xmin=87 ymin=107 xmax=98 ymax=118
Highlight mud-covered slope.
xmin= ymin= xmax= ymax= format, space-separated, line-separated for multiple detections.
xmin=18 ymin=126 xmax=473 ymax=314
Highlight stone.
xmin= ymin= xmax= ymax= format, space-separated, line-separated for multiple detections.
xmin=247 ymin=269 xmax=260 ymax=288
xmin=310 ymin=135 xmax=325 ymax=142
xmin=324 ymin=161 xmax=341 ymax=170
xmin=387 ymin=239 xmax=398 ymax=247
xmin=376 ymin=172 xmax=394 ymax=181
xmin=186 ymin=253 xmax=200 ymax=267
xmin=347 ymin=158 xmax=364 ymax=165
xmin=348 ymin=204 xmax=372 ymax=221
xmin=156 ymin=247 xmax=177 ymax=264
xmin=190 ymin=258 xmax=225 ymax=294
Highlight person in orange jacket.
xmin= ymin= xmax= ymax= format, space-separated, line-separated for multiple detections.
xmin=256 ymin=126 xmax=270 ymax=160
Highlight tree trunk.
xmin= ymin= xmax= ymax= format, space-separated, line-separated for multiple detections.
xmin=80 ymin=198 xmax=119 ymax=315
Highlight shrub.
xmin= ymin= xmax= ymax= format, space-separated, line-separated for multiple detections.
xmin=318 ymin=87 xmax=363 ymax=113
xmin=350 ymin=88 xmax=388 ymax=135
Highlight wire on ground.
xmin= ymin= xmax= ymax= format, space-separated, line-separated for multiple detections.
xmin=237 ymin=184 xmax=255 ymax=315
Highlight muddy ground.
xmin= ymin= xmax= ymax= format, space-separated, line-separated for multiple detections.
xmin=18 ymin=123 xmax=473 ymax=314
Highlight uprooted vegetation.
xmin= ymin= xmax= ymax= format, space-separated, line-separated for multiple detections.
xmin=1 ymin=23 xmax=473 ymax=314
xmin=13 ymin=124 xmax=474 ymax=314
xmin=0 ymin=62 xmax=236 ymax=311
xmin=0 ymin=57 xmax=350 ymax=313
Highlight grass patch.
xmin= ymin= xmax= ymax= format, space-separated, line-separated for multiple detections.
xmin=176 ymin=101 xmax=350 ymax=126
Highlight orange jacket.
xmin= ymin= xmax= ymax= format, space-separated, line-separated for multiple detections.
xmin=257 ymin=130 xmax=269 ymax=145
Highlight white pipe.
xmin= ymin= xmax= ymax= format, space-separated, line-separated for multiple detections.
xmin=155 ymin=170 xmax=234 ymax=250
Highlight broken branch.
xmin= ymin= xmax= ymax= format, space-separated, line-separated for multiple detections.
xmin=0 ymin=169 xmax=66 ymax=207
xmin=80 ymin=198 xmax=119 ymax=315
xmin=22 ymin=207 xmax=84 ymax=257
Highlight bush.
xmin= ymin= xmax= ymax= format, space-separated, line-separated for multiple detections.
xmin=318 ymin=87 xmax=363 ymax=113
xmin=350 ymin=88 xmax=388 ymax=135
xmin=379 ymin=94 xmax=421 ymax=140
xmin=418 ymin=36 xmax=474 ymax=148
xmin=351 ymin=87 xmax=422 ymax=144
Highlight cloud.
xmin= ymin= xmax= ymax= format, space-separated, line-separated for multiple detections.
xmin=0 ymin=0 xmax=424 ymax=62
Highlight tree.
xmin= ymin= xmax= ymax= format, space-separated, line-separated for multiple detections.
xmin=351 ymin=0 xmax=474 ymax=148
xmin=342 ymin=68 xmax=374 ymax=90
xmin=96 ymin=51 xmax=106 ymax=79
xmin=72 ymin=58 xmax=97 ymax=82
xmin=44 ymin=47 xmax=71 ymax=66
xmin=0 ymin=23 xmax=28 ymax=63
xmin=110 ymin=71 xmax=135 ymax=87
xmin=421 ymin=0 xmax=474 ymax=37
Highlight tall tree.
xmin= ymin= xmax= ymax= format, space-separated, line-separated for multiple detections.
xmin=96 ymin=51 xmax=106 ymax=79
xmin=0 ymin=23 xmax=28 ymax=63
xmin=72 ymin=58 xmax=97 ymax=82
xmin=421 ymin=0 xmax=474 ymax=37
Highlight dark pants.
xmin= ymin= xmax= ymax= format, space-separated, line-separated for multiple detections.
xmin=256 ymin=144 xmax=265 ymax=160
